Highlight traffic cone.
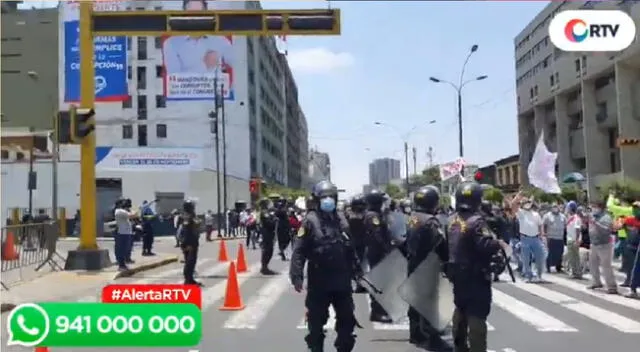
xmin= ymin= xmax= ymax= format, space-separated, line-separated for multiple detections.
xmin=219 ymin=261 xmax=245 ymax=311
xmin=35 ymin=347 xmax=49 ymax=352
xmin=236 ymin=244 xmax=247 ymax=273
xmin=218 ymin=239 xmax=229 ymax=262
xmin=1 ymin=231 xmax=19 ymax=261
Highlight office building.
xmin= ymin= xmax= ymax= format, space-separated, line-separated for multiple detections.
xmin=368 ymin=158 xmax=401 ymax=187
xmin=308 ymin=148 xmax=331 ymax=185
xmin=515 ymin=0 xmax=640 ymax=197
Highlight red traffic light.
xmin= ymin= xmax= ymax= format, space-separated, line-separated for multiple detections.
xmin=474 ymin=171 xmax=483 ymax=182
xmin=249 ymin=180 xmax=258 ymax=194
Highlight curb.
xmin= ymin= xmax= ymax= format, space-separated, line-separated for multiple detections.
xmin=113 ymin=256 xmax=179 ymax=279
xmin=1 ymin=303 xmax=17 ymax=313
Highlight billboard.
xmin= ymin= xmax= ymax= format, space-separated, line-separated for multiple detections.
xmin=95 ymin=147 xmax=204 ymax=171
xmin=162 ymin=0 xmax=242 ymax=101
xmin=61 ymin=0 xmax=128 ymax=102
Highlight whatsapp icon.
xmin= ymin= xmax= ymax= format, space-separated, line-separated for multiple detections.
xmin=7 ymin=303 xmax=50 ymax=347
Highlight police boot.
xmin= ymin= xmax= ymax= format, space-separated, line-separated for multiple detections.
xmin=369 ymin=312 xmax=392 ymax=323
xmin=260 ymin=266 xmax=278 ymax=275
xmin=421 ymin=335 xmax=454 ymax=352
xmin=409 ymin=326 xmax=427 ymax=345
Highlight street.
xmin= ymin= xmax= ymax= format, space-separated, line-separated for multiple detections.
xmin=2 ymin=238 xmax=639 ymax=352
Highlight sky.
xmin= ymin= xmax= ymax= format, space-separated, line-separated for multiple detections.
xmin=260 ymin=0 xmax=549 ymax=197
xmin=23 ymin=0 xmax=550 ymax=197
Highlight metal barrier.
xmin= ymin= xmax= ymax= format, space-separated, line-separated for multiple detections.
xmin=0 ymin=222 xmax=64 ymax=290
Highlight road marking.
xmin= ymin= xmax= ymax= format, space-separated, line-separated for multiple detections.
xmin=224 ymin=274 xmax=290 ymax=329
xmin=296 ymin=306 xmax=338 ymax=330
xmin=542 ymin=274 xmax=640 ymax=311
xmin=201 ymin=263 xmax=261 ymax=309
xmin=492 ymin=288 xmax=577 ymax=332
xmin=76 ymin=259 xmax=216 ymax=302
xmin=513 ymin=281 xmax=640 ymax=333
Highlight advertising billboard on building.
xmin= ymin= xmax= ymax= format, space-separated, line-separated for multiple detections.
xmin=96 ymin=147 xmax=204 ymax=171
xmin=162 ymin=0 xmax=244 ymax=101
xmin=61 ymin=0 xmax=128 ymax=102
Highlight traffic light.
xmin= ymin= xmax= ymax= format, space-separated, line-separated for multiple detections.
xmin=55 ymin=110 xmax=73 ymax=144
xmin=249 ymin=179 xmax=259 ymax=194
xmin=474 ymin=171 xmax=484 ymax=182
xmin=70 ymin=106 xmax=95 ymax=143
xmin=617 ymin=137 xmax=640 ymax=147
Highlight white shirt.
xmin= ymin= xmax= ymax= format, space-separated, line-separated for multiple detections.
xmin=517 ymin=209 xmax=542 ymax=237
xmin=565 ymin=214 xmax=582 ymax=242
xmin=114 ymin=208 xmax=133 ymax=235
xmin=163 ymin=36 xmax=234 ymax=74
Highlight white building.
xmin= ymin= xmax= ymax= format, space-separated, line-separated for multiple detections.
xmin=51 ymin=0 xmax=308 ymax=219
xmin=368 ymin=158 xmax=401 ymax=187
xmin=308 ymin=148 xmax=331 ymax=186
xmin=515 ymin=0 xmax=640 ymax=197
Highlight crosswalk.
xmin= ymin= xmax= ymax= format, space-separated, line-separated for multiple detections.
xmin=77 ymin=250 xmax=640 ymax=336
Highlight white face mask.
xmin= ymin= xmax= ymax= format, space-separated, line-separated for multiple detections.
xmin=404 ymin=207 xmax=411 ymax=213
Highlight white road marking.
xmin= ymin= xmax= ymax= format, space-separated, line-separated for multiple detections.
xmin=297 ymin=306 xmax=337 ymax=330
xmin=201 ymin=263 xmax=261 ymax=309
xmin=512 ymin=281 xmax=640 ymax=333
xmin=542 ymin=274 xmax=640 ymax=311
xmin=492 ymin=289 xmax=577 ymax=332
xmin=224 ymin=273 xmax=290 ymax=329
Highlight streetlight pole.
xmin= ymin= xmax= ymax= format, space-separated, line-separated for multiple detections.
xmin=429 ymin=44 xmax=487 ymax=174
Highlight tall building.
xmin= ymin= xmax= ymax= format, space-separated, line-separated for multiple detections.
xmin=308 ymin=148 xmax=331 ymax=186
xmin=368 ymin=158 xmax=401 ymax=187
xmin=1 ymin=2 xmax=310 ymax=218
xmin=515 ymin=0 xmax=640 ymax=196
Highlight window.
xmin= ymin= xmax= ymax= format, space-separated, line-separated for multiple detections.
xmin=155 ymin=65 xmax=163 ymax=77
xmin=608 ymin=127 xmax=618 ymax=148
xmin=1 ymin=53 xmax=21 ymax=58
xmin=136 ymin=66 xmax=146 ymax=89
xmin=127 ymin=65 xmax=132 ymax=80
xmin=156 ymin=124 xmax=167 ymax=138
xmin=155 ymin=95 xmax=166 ymax=108
xmin=555 ymin=72 xmax=559 ymax=84
xmin=137 ymin=95 xmax=147 ymax=119
xmin=550 ymin=74 xmax=555 ymax=86
xmin=610 ymin=152 xmax=619 ymax=173
xmin=154 ymin=37 xmax=162 ymax=49
xmin=529 ymin=87 xmax=534 ymax=98
xmin=126 ymin=37 xmax=132 ymax=49
xmin=137 ymin=37 xmax=147 ymax=60
xmin=122 ymin=125 xmax=133 ymax=139
xmin=581 ymin=55 xmax=587 ymax=69
xmin=122 ymin=96 xmax=132 ymax=109
xmin=1 ymin=150 xmax=8 ymax=159
xmin=575 ymin=59 xmax=581 ymax=73
xmin=137 ymin=125 xmax=148 ymax=146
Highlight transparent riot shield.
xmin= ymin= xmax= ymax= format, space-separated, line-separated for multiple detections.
xmin=361 ymin=249 xmax=408 ymax=322
xmin=397 ymin=251 xmax=455 ymax=331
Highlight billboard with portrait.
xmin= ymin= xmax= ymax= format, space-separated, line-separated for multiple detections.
xmin=60 ymin=0 xmax=128 ymax=102
xmin=162 ymin=0 xmax=243 ymax=101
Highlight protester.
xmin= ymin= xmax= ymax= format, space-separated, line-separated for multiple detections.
xmin=543 ymin=204 xmax=566 ymax=273
xmin=565 ymin=201 xmax=584 ymax=279
xmin=511 ymin=194 xmax=546 ymax=282
xmin=587 ymin=200 xmax=618 ymax=294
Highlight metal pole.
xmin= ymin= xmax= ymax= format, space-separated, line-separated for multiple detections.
xmin=214 ymin=76 xmax=222 ymax=236
xmin=52 ymin=112 xmax=59 ymax=222
xmin=28 ymin=127 xmax=35 ymax=215
xmin=404 ymin=141 xmax=410 ymax=197
xmin=412 ymin=146 xmax=417 ymax=175
xmin=221 ymin=83 xmax=228 ymax=235
xmin=457 ymin=89 xmax=464 ymax=176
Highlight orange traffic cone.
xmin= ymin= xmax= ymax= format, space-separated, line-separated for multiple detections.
xmin=1 ymin=231 xmax=19 ymax=261
xmin=218 ymin=239 xmax=228 ymax=262
xmin=219 ymin=261 xmax=245 ymax=311
xmin=35 ymin=347 xmax=49 ymax=352
xmin=236 ymin=244 xmax=247 ymax=273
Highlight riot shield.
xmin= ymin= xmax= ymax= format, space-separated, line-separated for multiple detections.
xmin=362 ymin=249 xmax=408 ymax=322
xmin=397 ymin=251 xmax=455 ymax=331
xmin=387 ymin=212 xmax=408 ymax=245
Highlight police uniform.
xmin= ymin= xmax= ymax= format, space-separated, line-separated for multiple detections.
xmin=363 ymin=189 xmax=394 ymax=323
xmin=446 ymin=183 xmax=505 ymax=352
xmin=290 ymin=181 xmax=360 ymax=352
xmin=275 ymin=199 xmax=292 ymax=260
xmin=405 ymin=186 xmax=452 ymax=350
xmin=259 ymin=198 xmax=279 ymax=275
xmin=346 ymin=195 xmax=367 ymax=293
xmin=481 ymin=201 xmax=508 ymax=281
xmin=179 ymin=200 xmax=202 ymax=286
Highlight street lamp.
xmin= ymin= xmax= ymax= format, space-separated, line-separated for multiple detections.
xmin=429 ymin=44 xmax=487 ymax=168
xmin=373 ymin=120 xmax=436 ymax=197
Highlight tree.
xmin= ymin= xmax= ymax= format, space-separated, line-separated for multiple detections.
xmin=560 ymin=184 xmax=581 ymax=202
xmin=384 ymin=183 xmax=404 ymax=199
xmin=483 ymin=187 xmax=504 ymax=204
xmin=599 ymin=178 xmax=640 ymax=200
xmin=421 ymin=166 xmax=441 ymax=185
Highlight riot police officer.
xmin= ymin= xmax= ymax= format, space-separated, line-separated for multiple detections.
xmin=400 ymin=199 xmax=412 ymax=215
xmin=405 ymin=186 xmax=452 ymax=351
xmin=290 ymin=180 xmax=360 ymax=352
xmin=259 ymin=198 xmax=279 ymax=275
xmin=274 ymin=197 xmax=292 ymax=261
xmin=179 ymin=200 xmax=202 ymax=286
xmin=364 ymin=189 xmax=394 ymax=323
xmin=446 ymin=183 xmax=510 ymax=352
xmin=347 ymin=194 xmax=367 ymax=293
xmin=480 ymin=201 xmax=508 ymax=282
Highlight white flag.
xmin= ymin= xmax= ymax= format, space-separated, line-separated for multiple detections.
xmin=527 ymin=132 xmax=561 ymax=194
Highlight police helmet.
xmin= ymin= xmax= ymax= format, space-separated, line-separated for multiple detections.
xmin=480 ymin=200 xmax=493 ymax=215
xmin=365 ymin=189 xmax=386 ymax=208
xmin=311 ymin=180 xmax=338 ymax=199
xmin=350 ymin=194 xmax=367 ymax=211
xmin=182 ymin=199 xmax=196 ymax=214
xmin=454 ymin=182 xmax=483 ymax=211
xmin=413 ymin=185 xmax=440 ymax=212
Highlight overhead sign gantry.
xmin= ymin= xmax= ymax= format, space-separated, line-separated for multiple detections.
xmin=66 ymin=2 xmax=341 ymax=270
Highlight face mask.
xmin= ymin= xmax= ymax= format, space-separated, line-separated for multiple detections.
xmin=522 ymin=203 xmax=532 ymax=210
xmin=319 ymin=197 xmax=336 ymax=212
xmin=404 ymin=207 xmax=411 ymax=214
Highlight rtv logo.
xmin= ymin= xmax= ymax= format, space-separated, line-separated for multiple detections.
xmin=549 ymin=10 xmax=636 ymax=52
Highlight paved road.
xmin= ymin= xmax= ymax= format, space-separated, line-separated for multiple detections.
xmin=2 ymin=238 xmax=639 ymax=352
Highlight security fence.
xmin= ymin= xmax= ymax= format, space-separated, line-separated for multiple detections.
xmin=0 ymin=222 xmax=64 ymax=289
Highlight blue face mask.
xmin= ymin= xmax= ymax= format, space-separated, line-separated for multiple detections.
xmin=319 ymin=197 xmax=336 ymax=212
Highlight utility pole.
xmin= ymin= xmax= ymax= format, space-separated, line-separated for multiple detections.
xmin=52 ymin=112 xmax=59 ymax=222
xmin=28 ymin=126 xmax=36 ymax=215
xmin=427 ymin=146 xmax=434 ymax=167
xmin=221 ymin=83 xmax=228 ymax=235
xmin=404 ymin=141 xmax=410 ymax=197
xmin=412 ymin=146 xmax=417 ymax=175
xmin=212 ymin=74 xmax=223 ymax=237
